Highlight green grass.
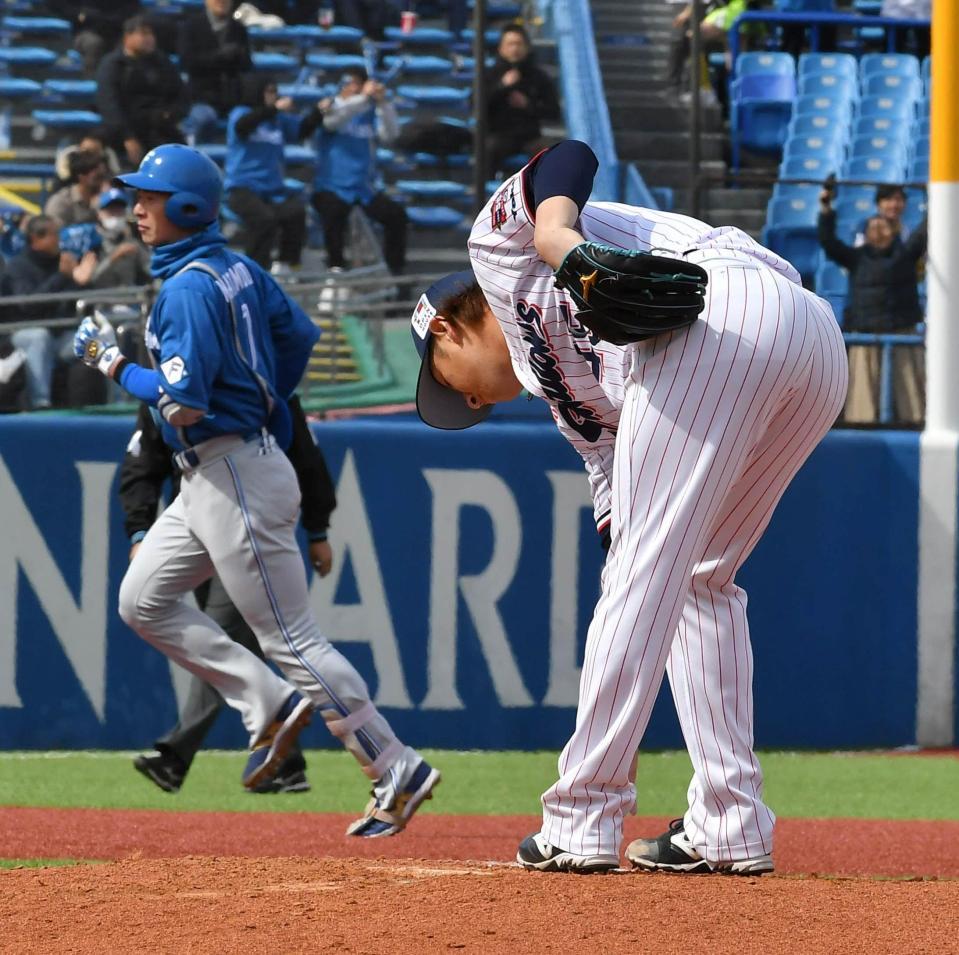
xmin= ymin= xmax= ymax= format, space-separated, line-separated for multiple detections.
xmin=0 ymin=859 xmax=100 ymax=869
xmin=0 ymin=750 xmax=956 ymax=820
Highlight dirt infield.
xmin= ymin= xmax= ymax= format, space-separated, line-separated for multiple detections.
xmin=1 ymin=809 xmax=958 ymax=954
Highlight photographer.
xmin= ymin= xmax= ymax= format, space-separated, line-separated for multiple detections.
xmin=818 ymin=180 xmax=927 ymax=424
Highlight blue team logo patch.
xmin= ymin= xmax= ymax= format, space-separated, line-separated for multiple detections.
xmin=161 ymin=355 xmax=188 ymax=385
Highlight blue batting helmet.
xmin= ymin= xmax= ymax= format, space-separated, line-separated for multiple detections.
xmin=114 ymin=144 xmax=221 ymax=229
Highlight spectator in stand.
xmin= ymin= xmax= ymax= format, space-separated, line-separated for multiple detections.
xmin=854 ymin=184 xmax=911 ymax=247
xmin=224 ymin=76 xmax=326 ymax=272
xmin=95 ymin=15 xmax=188 ymax=169
xmin=881 ymin=0 xmax=932 ymax=59
xmin=47 ymin=0 xmax=141 ymax=76
xmin=54 ymin=131 xmax=122 ymax=194
xmin=483 ymin=24 xmax=561 ymax=175
xmin=819 ymin=185 xmax=928 ymax=424
xmin=0 ymin=216 xmax=97 ymax=409
xmin=333 ymin=0 xmax=399 ymax=40
xmin=179 ymin=0 xmax=254 ymax=145
xmin=90 ymin=188 xmax=152 ymax=288
xmin=44 ymin=150 xmax=107 ymax=227
xmin=312 ymin=67 xmax=407 ymax=275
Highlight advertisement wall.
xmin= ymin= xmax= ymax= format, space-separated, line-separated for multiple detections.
xmin=0 ymin=416 xmax=922 ymax=751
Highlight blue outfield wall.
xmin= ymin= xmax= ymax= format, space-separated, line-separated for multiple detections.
xmin=0 ymin=415 xmax=922 ymax=751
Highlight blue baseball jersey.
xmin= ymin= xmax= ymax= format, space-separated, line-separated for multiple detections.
xmin=312 ymin=106 xmax=380 ymax=205
xmin=145 ymin=234 xmax=318 ymax=452
xmin=224 ymin=106 xmax=302 ymax=200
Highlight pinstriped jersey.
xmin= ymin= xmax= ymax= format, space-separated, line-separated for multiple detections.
xmin=467 ymin=166 xmax=804 ymax=533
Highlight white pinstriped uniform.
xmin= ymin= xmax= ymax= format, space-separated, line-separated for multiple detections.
xmin=470 ymin=171 xmax=848 ymax=862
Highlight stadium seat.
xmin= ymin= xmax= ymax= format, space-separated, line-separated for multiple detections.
xmin=772 ymin=182 xmax=822 ymax=203
xmin=0 ymin=77 xmax=42 ymax=99
xmin=793 ymin=93 xmax=854 ymax=124
xmin=384 ymin=26 xmax=455 ymax=45
xmin=788 ymin=113 xmax=841 ymax=139
xmin=251 ymin=52 xmax=299 ymax=74
xmin=843 ymin=154 xmax=906 ymax=183
xmin=41 ymin=79 xmax=97 ymax=102
xmin=797 ymin=72 xmax=858 ymax=100
xmin=407 ymin=152 xmax=471 ymax=168
xmin=815 ymin=260 xmax=848 ymax=324
xmin=761 ymin=220 xmax=821 ymax=280
xmin=0 ymin=46 xmax=58 ymax=68
xmin=767 ymin=195 xmax=819 ymax=227
xmin=395 ymin=179 xmax=468 ymax=200
xmin=781 ymin=134 xmax=845 ymax=165
xmin=852 ymin=0 xmax=881 ymax=12
xmin=911 ymin=134 xmax=930 ymax=163
xmin=921 ymin=55 xmax=931 ymax=94
xmin=862 ymin=73 xmax=921 ymax=101
xmin=774 ymin=0 xmax=835 ymax=8
xmin=859 ymin=53 xmax=920 ymax=81
xmin=798 ymin=53 xmax=857 ymax=80
xmin=730 ymin=74 xmax=797 ymax=163
xmin=383 ymin=55 xmax=453 ymax=77
xmin=249 ymin=24 xmax=363 ymax=45
xmin=779 ymin=155 xmax=836 ymax=181
xmin=278 ymin=83 xmax=335 ymax=105
xmin=858 ymin=94 xmax=917 ymax=121
xmin=916 ymin=114 xmax=930 ymax=139
xmin=834 ymin=192 xmax=875 ymax=241
xmin=735 ymin=52 xmax=796 ymax=77
xmin=31 ymin=109 xmax=102 ymax=130
xmin=396 ymin=85 xmax=471 ymax=107
xmin=907 ymin=154 xmax=928 ymax=181
xmin=305 ymin=53 xmax=367 ymax=73
xmin=406 ymin=205 xmax=466 ymax=228
xmin=849 ymin=133 xmax=909 ymax=164
xmin=902 ymin=195 xmax=927 ymax=231
xmin=0 ymin=15 xmax=70 ymax=36
xmin=853 ymin=114 xmax=901 ymax=137
xmin=458 ymin=28 xmax=501 ymax=46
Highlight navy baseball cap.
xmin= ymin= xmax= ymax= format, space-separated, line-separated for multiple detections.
xmin=411 ymin=269 xmax=493 ymax=430
xmin=98 ymin=188 xmax=129 ymax=209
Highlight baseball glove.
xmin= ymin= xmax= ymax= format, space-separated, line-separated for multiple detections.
xmin=553 ymin=242 xmax=709 ymax=345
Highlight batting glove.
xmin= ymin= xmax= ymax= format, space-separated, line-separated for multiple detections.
xmin=74 ymin=316 xmax=126 ymax=380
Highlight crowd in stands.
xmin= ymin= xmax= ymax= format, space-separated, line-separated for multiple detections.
xmin=0 ymin=1 xmax=562 ymax=413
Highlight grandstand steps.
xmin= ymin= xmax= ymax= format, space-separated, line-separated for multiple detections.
xmin=614 ymin=129 xmax=725 ymax=162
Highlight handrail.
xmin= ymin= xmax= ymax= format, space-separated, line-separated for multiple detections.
xmin=843 ymin=330 xmax=924 ymax=425
xmin=728 ymin=11 xmax=932 ymax=70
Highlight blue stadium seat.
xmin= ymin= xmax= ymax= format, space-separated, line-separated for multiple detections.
xmin=859 ymin=53 xmax=920 ymax=81
xmin=383 ymin=55 xmax=453 ymax=76
xmin=798 ymin=53 xmax=857 ymax=80
xmin=781 ymin=133 xmax=845 ymax=165
xmin=849 ymin=133 xmax=909 ymax=164
xmin=31 ymin=109 xmax=101 ymax=130
xmin=767 ymin=195 xmax=819 ymax=227
xmin=911 ymin=134 xmax=930 ymax=162
xmin=774 ymin=0 xmax=835 ymax=8
xmin=902 ymin=194 xmax=927 ymax=231
xmin=735 ymin=52 xmax=795 ymax=77
xmin=843 ymin=154 xmax=906 ymax=183
xmin=761 ymin=220 xmax=821 ymax=280
xmin=251 ymin=52 xmax=299 ymax=74
xmin=815 ymin=260 xmax=848 ymax=324
xmin=793 ymin=93 xmax=854 ymax=123
xmin=797 ymin=72 xmax=858 ymax=101
xmin=853 ymin=113 xmax=901 ymax=137
xmin=1 ymin=16 xmax=70 ymax=36
xmin=406 ymin=205 xmax=466 ymax=228
xmin=730 ymin=74 xmax=797 ymax=163
xmin=0 ymin=46 xmax=58 ymax=67
xmin=396 ymin=85 xmax=471 ymax=107
xmin=385 ymin=26 xmax=455 ymax=45
xmin=907 ymin=154 xmax=928 ymax=181
xmin=834 ymin=192 xmax=875 ymax=240
xmin=0 ymin=77 xmax=41 ymax=98
xmin=862 ymin=73 xmax=921 ymax=101
xmin=458 ymin=28 xmax=501 ymax=46
xmin=305 ymin=53 xmax=367 ymax=73
xmin=249 ymin=24 xmax=363 ymax=45
xmin=788 ymin=112 xmax=840 ymax=139
xmin=283 ymin=144 xmax=316 ymax=166
xmin=921 ymin=55 xmax=931 ymax=94
xmin=916 ymin=114 xmax=930 ymax=139
xmin=857 ymin=94 xmax=917 ymax=121
xmin=779 ymin=155 xmax=836 ymax=181
xmin=772 ymin=182 xmax=822 ymax=203
xmin=852 ymin=0 xmax=881 ymax=12
xmin=395 ymin=179 xmax=468 ymax=199
xmin=42 ymin=79 xmax=96 ymax=102
xmin=407 ymin=152 xmax=471 ymax=168
xmin=278 ymin=83 xmax=335 ymax=105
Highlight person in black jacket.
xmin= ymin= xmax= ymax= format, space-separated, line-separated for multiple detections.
xmin=0 ymin=215 xmax=98 ymax=409
xmin=178 ymin=0 xmax=254 ymax=144
xmin=819 ymin=186 xmax=928 ymax=424
xmin=482 ymin=24 xmax=561 ymax=175
xmin=46 ymin=0 xmax=141 ymax=76
xmin=95 ymin=15 xmax=188 ymax=168
xmin=121 ymin=395 xmax=337 ymax=794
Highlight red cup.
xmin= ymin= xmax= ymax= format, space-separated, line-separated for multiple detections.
xmin=400 ymin=10 xmax=418 ymax=34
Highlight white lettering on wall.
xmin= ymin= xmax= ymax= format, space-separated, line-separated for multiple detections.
xmin=0 ymin=459 xmax=116 ymax=719
xmin=421 ymin=469 xmax=532 ymax=709
xmin=309 ymin=450 xmax=413 ymax=708
xmin=543 ymin=471 xmax=595 ymax=706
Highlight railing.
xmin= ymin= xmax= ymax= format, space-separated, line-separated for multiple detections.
xmin=842 ymin=330 xmax=924 ymax=426
xmin=728 ymin=11 xmax=932 ymax=68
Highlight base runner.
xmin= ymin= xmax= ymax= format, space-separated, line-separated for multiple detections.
xmin=409 ymin=140 xmax=847 ymax=872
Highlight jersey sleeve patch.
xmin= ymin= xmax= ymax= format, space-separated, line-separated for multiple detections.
xmin=160 ymin=355 xmax=189 ymax=385
xmin=411 ymin=294 xmax=436 ymax=340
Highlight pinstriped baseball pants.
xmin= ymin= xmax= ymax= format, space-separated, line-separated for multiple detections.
xmin=541 ymin=261 xmax=849 ymax=861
